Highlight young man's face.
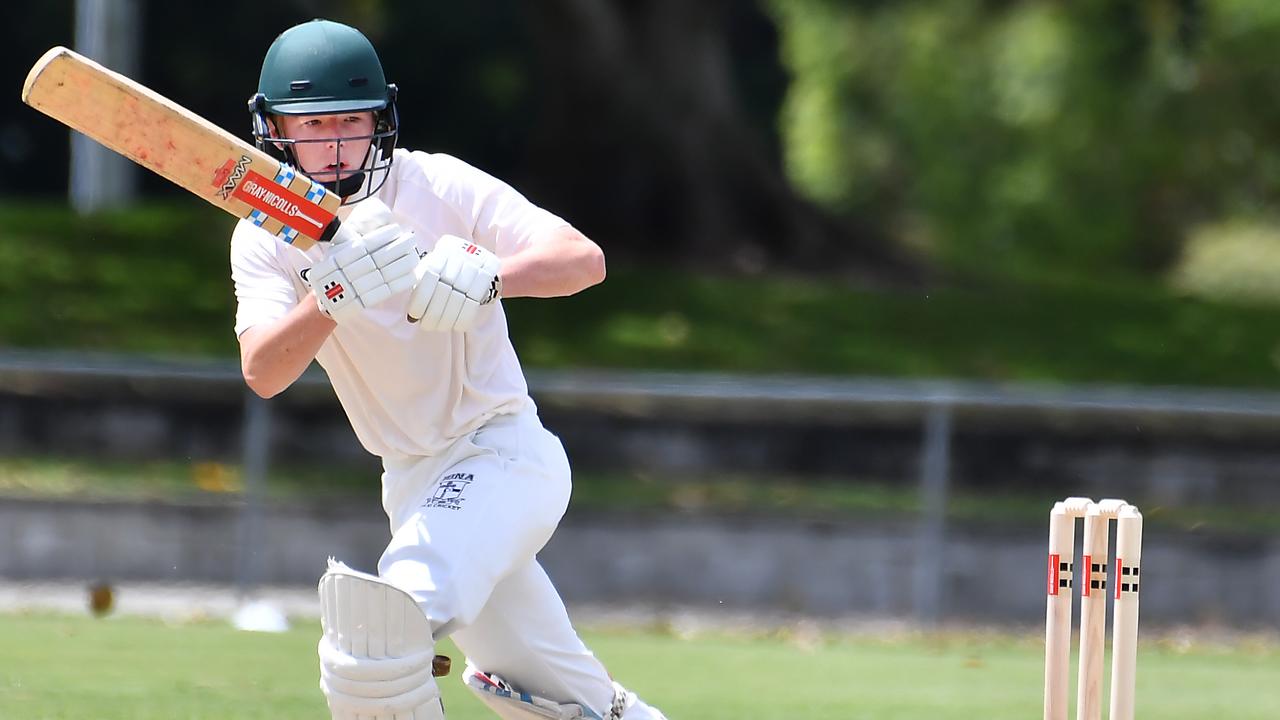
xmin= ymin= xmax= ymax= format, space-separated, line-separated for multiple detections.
xmin=274 ymin=112 xmax=376 ymax=182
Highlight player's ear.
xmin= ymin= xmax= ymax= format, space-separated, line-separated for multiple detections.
xmin=266 ymin=116 xmax=287 ymax=151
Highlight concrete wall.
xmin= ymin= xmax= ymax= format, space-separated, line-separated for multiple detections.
xmin=3 ymin=496 xmax=1277 ymax=627
xmin=5 ymin=388 xmax=1280 ymax=508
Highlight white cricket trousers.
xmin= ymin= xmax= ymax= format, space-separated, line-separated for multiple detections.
xmin=375 ymin=408 xmax=653 ymax=718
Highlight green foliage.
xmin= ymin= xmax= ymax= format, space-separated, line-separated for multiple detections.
xmin=2 ymin=200 xmax=1279 ymax=388
xmin=766 ymin=0 xmax=1280 ymax=281
xmin=510 ymin=266 xmax=1280 ymax=387
xmin=0 ymin=200 xmax=238 ymax=355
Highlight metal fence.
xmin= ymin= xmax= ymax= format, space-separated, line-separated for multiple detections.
xmin=3 ymin=349 xmax=1280 ymax=623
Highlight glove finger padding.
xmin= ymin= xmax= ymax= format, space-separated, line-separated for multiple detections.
xmin=412 ymin=271 xmax=455 ymax=328
xmin=350 ymin=271 xmax=386 ymax=297
xmin=451 ymin=262 xmax=482 ymax=299
xmin=311 ymin=255 xmax=340 ymax=284
xmin=342 ymin=254 xmax=379 ymax=283
xmin=329 ymin=241 xmax=370 ymax=269
xmin=381 ymin=254 xmax=420 ymax=295
xmin=433 ymin=289 xmax=470 ymax=332
xmin=359 ymin=284 xmax=393 ymax=308
xmin=453 ymin=299 xmax=481 ymax=332
xmin=360 ymin=223 xmax=404 ymax=253
xmin=372 ymin=235 xmax=417 ymax=269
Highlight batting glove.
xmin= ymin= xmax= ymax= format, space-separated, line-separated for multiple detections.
xmin=406 ymin=236 xmax=502 ymax=332
xmin=307 ymin=199 xmax=419 ymax=323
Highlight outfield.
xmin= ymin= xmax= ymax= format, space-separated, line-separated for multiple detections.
xmin=1 ymin=612 xmax=1276 ymax=719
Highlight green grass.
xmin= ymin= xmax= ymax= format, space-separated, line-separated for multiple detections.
xmin=3 ymin=199 xmax=1280 ymax=387
xmin=510 ymin=267 xmax=1280 ymax=388
xmin=0 ymin=201 xmax=239 ymax=355
xmin=1 ymin=612 xmax=1277 ymax=718
xmin=6 ymin=454 xmax=1280 ymax=535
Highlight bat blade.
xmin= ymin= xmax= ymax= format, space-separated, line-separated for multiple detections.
xmin=22 ymin=46 xmax=341 ymax=249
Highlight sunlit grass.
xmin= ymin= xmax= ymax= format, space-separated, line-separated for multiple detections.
xmin=0 ymin=611 xmax=1276 ymax=719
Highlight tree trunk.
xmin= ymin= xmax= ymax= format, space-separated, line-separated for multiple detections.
xmin=521 ymin=0 xmax=920 ymax=280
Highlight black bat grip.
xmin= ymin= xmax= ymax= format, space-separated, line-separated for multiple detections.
xmin=318 ymin=218 xmax=342 ymax=244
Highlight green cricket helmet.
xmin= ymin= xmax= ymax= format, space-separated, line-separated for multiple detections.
xmin=248 ymin=19 xmax=399 ymax=202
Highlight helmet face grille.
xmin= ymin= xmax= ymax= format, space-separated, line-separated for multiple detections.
xmin=247 ymin=107 xmax=399 ymax=205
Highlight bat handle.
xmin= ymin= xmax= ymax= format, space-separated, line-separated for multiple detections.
xmin=318 ymin=218 xmax=342 ymax=244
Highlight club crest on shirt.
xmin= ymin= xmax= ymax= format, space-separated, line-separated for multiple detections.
xmin=422 ymin=472 xmax=473 ymax=511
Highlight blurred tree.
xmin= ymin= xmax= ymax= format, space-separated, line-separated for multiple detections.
xmin=517 ymin=0 xmax=920 ymax=277
xmin=766 ymin=0 xmax=1280 ymax=283
xmin=19 ymin=0 xmax=1280 ymax=285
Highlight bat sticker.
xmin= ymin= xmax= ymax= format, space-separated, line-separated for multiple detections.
xmin=231 ymin=170 xmax=335 ymax=236
xmin=213 ymin=155 xmax=251 ymax=200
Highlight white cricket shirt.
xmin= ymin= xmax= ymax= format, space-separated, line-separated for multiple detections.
xmin=230 ymin=149 xmax=568 ymax=460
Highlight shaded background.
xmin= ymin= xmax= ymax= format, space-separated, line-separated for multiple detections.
xmin=6 ymin=1 xmax=1280 ymax=372
xmin=7 ymin=1 xmax=1280 ymax=284
xmin=2 ymin=0 xmax=1279 ymax=636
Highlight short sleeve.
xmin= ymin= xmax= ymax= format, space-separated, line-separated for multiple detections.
xmin=430 ymin=154 xmax=569 ymax=257
xmin=230 ymin=221 xmax=299 ymax=337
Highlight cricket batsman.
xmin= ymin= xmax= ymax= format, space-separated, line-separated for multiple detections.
xmin=231 ymin=18 xmax=669 ymax=720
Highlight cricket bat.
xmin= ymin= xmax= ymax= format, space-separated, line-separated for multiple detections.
xmin=21 ymin=45 xmax=341 ymax=249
